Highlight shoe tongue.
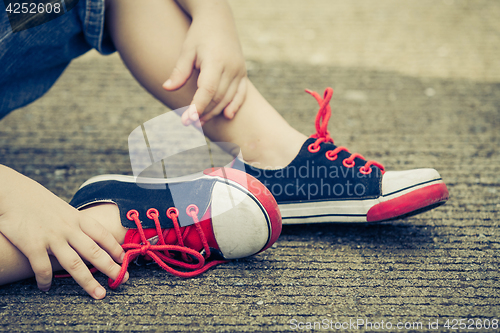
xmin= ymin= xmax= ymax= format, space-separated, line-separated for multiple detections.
xmin=123 ymin=207 xmax=219 ymax=252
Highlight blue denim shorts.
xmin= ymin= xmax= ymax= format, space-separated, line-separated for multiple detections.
xmin=0 ymin=0 xmax=116 ymax=119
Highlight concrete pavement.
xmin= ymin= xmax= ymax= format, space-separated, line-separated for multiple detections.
xmin=0 ymin=1 xmax=499 ymax=331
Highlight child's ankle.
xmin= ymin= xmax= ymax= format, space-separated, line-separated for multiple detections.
xmin=241 ymin=132 xmax=307 ymax=169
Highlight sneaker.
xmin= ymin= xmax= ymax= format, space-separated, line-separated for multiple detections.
xmin=69 ymin=167 xmax=281 ymax=288
xmin=233 ymin=87 xmax=449 ymax=224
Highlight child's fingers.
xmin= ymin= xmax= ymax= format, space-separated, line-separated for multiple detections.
xmin=79 ymin=215 xmax=125 ymax=264
xmin=190 ymin=65 xmax=223 ymax=118
xmin=50 ymin=242 xmax=108 ymax=299
xmin=27 ymin=252 xmax=53 ymax=292
xmin=68 ymin=232 xmax=125 ymax=286
xmin=163 ymin=48 xmax=196 ymax=91
xmin=202 ymin=73 xmax=232 ymax=115
xmin=181 ymin=105 xmax=199 ymax=126
xmin=199 ymin=79 xmax=239 ymax=124
xmin=223 ymin=78 xmax=247 ymax=119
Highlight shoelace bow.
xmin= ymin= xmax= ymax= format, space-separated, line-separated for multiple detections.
xmin=109 ymin=204 xmax=226 ymax=289
xmin=305 ymin=88 xmax=385 ymax=175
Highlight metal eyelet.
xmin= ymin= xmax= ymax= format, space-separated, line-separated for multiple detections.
xmin=325 ymin=150 xmax=338 ymax=161
xmin=308 ymin=143 xmax=320 ymax=153
xmin=343 ymin=159 xmax=355 ymax=168
xmin=359 ymin=166 xmax=372 ymax=175
xmin=167 ymin=207 xmax=180 ymax=218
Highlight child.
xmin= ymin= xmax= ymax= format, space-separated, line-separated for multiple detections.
xmin=0 ymin=0 xmax=448 ymax=299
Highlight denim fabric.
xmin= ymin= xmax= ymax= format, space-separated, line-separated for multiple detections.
xmin=0 ymin=0 xmax=115 ymax=119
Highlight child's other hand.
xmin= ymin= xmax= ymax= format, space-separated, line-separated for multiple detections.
xmin=162 ymin=0 xmax=247 ymax=126
xmin=0 ymin=166 xmax=127 ymax=299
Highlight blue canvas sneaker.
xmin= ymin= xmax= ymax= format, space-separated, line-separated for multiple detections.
xmin=69 ymin=167 xmax=282 ymax=288
xmin=233 ymin=88 xmax=449 ymax=224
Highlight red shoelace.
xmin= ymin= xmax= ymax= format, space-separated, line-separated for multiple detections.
xmin=305 ymin=87 xmax=385 ymax=175
xmin=108 ymin=204 xmax=226 ymax=289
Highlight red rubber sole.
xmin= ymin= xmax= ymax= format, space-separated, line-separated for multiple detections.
xmin=366 ymin=183 xmax=449 ymax=222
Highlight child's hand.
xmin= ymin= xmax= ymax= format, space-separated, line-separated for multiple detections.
xmin=0 ymin=166 xmax=127 ymax=299
xmin=162 ymin=0 xmax=247 ymax=126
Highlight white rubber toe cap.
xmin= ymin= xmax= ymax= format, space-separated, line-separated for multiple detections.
xmin=382 ymin=168 xmax=442 ymax=196
xmin=210 ymin=181 xmax=270 ymax=259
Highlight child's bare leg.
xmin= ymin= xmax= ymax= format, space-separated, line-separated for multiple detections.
xmin=106 ymin=0 xmax=307 ymax=168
